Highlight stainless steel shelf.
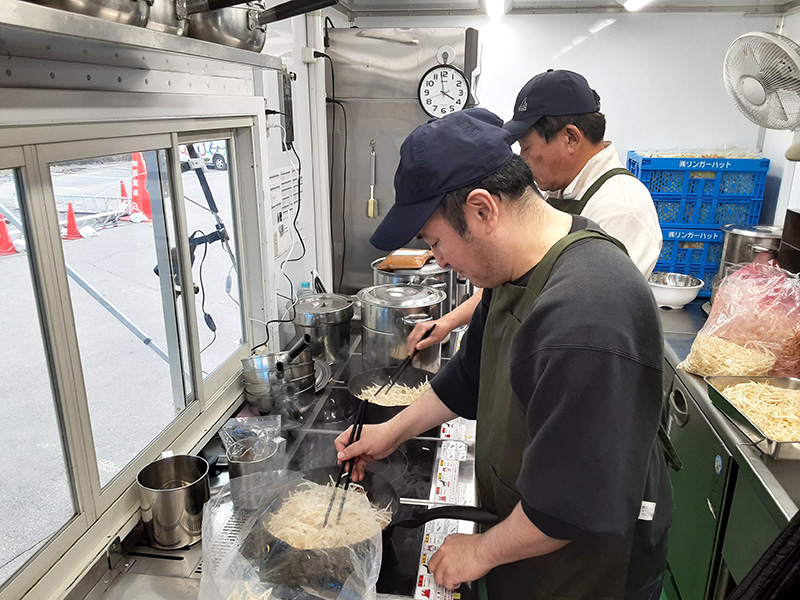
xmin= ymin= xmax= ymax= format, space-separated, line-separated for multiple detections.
xmin=0 ymin=0 xmax=283 ymax=75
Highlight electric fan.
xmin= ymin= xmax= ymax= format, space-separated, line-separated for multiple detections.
xmin=723 ymin=31 xmax=800 ymax=159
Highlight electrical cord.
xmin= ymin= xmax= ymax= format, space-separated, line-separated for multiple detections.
xmin=286 ymin=142 xmax=306 ymax=264
xmin=315 ymin=52 xmax=339 ymax=286
xmin=328 ymin=98 xmax=348 ymax=293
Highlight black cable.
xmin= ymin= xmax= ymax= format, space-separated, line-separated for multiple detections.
xmin=329 ymin=98 xmax=348 ymax=293
xmin=324 ymin=16 xmax=334 ymax=48
xmin=315 ymin=53 xmax=338 ymax=283
xmin=286 ymin=143 xmax=307 ymax=264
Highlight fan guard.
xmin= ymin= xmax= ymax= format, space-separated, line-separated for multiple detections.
xmin=723 ymin=32 xmax=800 ymax=130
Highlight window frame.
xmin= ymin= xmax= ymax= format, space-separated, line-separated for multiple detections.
xmin=0 ymin=106 xmax=273 ymax=600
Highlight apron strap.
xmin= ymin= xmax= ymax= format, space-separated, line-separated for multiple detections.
xmin=547 ymin=167 xmax=636 ymax=215
xmin=526 ymin=229 xmax=627 ymax=298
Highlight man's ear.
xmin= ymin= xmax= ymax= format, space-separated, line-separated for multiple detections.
xmin=465 ymin=189 xmax=499 ymax=233
xmin=563 ymin=124 xmax=582 ymax=152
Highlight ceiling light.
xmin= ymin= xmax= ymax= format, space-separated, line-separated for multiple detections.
xmin=486 ymin=0 xmax=506 ymax=18
xmin=588 ymin=18 xmax=616 ymax=34
xmin=572 ymin=35 xmax=588 ymax=46
xmin=623 ymin=0 xmax=655 ymax=11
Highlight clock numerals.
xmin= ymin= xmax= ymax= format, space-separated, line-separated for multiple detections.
xmin=418 ymin=65 xmax=469 ymax=119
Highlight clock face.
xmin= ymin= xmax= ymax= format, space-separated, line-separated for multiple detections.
xmin=418 ymin=65 xmax=469 ymax=118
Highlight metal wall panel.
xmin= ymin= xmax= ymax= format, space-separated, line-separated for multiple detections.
xmin=326 ymin=28 xmax=476 ymax=293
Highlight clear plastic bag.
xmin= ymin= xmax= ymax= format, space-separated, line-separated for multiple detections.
xmin=220 ymin=416 xmax=282 ymax=462
xmin=198 ymin=471 xmax=382 ymax=600
xmin=679 ymin=261 xmax=800 ymax=377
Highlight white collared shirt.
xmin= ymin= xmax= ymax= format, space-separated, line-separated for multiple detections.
xmin=546 ymin=142 xmax=662 ymax=277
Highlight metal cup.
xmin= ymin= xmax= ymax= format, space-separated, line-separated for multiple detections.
xmin=227 ymin=438 xmax=281 ymax=509
xmin=227 ymin=438 xmax=279 ymax=479
xmin=136 ymin=454 xmax=210 ymax=549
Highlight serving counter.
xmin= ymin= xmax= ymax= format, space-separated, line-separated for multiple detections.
xmin=660 ymin=301 xmax=800 ymax=599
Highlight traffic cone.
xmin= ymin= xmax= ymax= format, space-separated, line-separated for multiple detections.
xmin=0 ymin=214 xmax=17 ymax=256
xmin=119 ymin=180 xmax=132 ymax=221
xmin=131 ymin=152 xmax=152 ymax=223
xmin=63 ymin=202 xmax=82 ymax=240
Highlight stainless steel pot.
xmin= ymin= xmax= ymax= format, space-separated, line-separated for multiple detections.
xmin=357 ymin=284 xmax=446 ymax=373
xmin=136 ymin=454 xmax=210 ymax=549
xmin=28 ymin=0 xmax=150 ymax=27
xmin=293 ymin=293 xmax=354 ymax=365
xmin=188 ymin=3 xmax=267 ymax=51
xmin=372 ymin=258 xmax=454 ymax=310
xmin=241 ymin=336 xmax=314 ymax=415
xmin=711 ymin=224 xmax=783 ymax=303
xmin=147 ymin=0 xmax=189 ymax=36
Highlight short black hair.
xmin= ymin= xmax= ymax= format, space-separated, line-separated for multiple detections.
xmin=436 ymin=155 xmax=536 ymax=236
xmin=529 ymin=112 xmax=606 ymax=144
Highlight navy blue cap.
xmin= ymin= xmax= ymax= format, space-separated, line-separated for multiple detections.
xmin=370 ymin=108 xmax=513 ymax=252
xmin=503 ymin=69 xmax=601 ymax=144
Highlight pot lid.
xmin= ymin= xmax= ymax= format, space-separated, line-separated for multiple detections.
xmin=722 ymin=224 xmax=783 ymax=238
xmin=357 ymin=284 xmax=447 ymax=308
xmin=293 ymin=293 xmax=354 ymax=326
xmin=371 ymin=257 xmax=451 ymax=276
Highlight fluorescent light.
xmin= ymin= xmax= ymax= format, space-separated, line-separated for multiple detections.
xmin=572 ymin=35 xmax=588 ymax=46
xmin=623 ymin=0 xmax=655 ymax=10
xmin=588 ymin=18 xmax=616 ymax=33
xmin=486 ymin=0 xmax=505 ymax=18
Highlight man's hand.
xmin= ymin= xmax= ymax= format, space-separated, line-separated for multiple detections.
xmin=334 ymin=422 xmax=400 ymax=482
xmin=407 ymin=318 xmax=450 ymax=355
xmin=427 ymin=533 xmax=492 ymax=590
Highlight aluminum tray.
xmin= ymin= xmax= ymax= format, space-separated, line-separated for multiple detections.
xmin=706 ymin=376 xmax=800 ymax=460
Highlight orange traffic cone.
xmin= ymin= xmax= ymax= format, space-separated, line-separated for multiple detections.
xmin=119 ymin=180 xmax=132 ymax=221
xmin=131 ymin=152 xmax=153 ymax=223
xmin=0 ymin=214 xmax=17 ymax=255
xmin=63 ymin=202 xmax=82 ymax=240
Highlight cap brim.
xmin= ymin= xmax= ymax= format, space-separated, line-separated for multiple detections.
xmin=503 ymin=114 xmax=542 ymax=145
xmin=369 ymin=194 xmax=443 ymax=252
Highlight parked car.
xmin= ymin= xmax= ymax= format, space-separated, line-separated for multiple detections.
xmin=179 ymin=142 xmax=228 ymax=172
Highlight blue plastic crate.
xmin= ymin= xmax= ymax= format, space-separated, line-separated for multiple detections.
xmin=628 ymin=152 xmax=769 ymax=229
xmin=655 ymin=227 xmax=724 ymax=298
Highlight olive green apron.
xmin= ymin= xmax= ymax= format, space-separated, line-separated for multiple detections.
xmin=547 ymin=167 xmax=635 ymax=216
xmin=475 ymin=229 xmax=636 ymax=600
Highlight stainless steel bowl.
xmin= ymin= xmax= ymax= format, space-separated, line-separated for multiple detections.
xmin=188 ymin=3 xmax=267 ymax=51
xmin=28 ymin=0 xmax=150 ymax=27
xmin=647 ymin=272 xmax=703 ymax=309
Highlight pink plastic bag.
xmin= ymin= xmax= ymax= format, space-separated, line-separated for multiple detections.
xmin=696 ymin=262 xmax=800 ymax=377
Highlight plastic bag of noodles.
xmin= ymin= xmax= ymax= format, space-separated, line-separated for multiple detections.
xmin=678 ymin=261 xmax=800 ymax=377
xmin=198 ymin=469 xmax=387 ymax=600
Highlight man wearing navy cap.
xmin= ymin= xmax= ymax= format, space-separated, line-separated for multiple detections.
xmin=406 ymin=69 xmax=661 ymax=356
xmin=336 ymin=108 xmax=671 ymax=599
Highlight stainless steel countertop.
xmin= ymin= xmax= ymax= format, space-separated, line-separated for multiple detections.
xmin=661 ymin=301 xmax=800 ymax=528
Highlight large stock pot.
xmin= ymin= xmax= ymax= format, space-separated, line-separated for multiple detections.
xmin=357 ymin=284 xmax=446 ymax=373
xmin=28 ymin=0 xmax=150 ymax=27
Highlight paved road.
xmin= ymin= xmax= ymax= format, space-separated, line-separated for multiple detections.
xmin=0 ymin=159 xmax=246 ymax=585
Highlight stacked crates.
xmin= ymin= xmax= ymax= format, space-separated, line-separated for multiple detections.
xmin=627 ymin=151 xmax=770 ymax=297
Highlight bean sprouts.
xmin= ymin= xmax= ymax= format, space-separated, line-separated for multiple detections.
xmin=357 ymin=381 xmax=431 ymax=407
xmin=266 ymin=481 xmax=392 ymax=549
xmin=678 ymin=335 xmax=776 ymax=377
xmin=723 ymin=381 xmax=800 ymax=442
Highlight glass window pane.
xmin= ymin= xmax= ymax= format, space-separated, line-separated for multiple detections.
xmin=49 ymin=151 xmax=189 ymax=487
xmin=180 ymin=141 xmax=245 ymax=377
xmin=0 ymin=169 xmax=76 ymax=587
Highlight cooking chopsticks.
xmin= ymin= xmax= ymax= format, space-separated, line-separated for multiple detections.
xmin=321 ymin=323 xmax=436 ymax=527
xmin=322 ymin=396 xmax=368 ymax=527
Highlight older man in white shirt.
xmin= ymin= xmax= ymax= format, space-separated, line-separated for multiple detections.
xmin=407 ymin=69 xmax=663 ymax=355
